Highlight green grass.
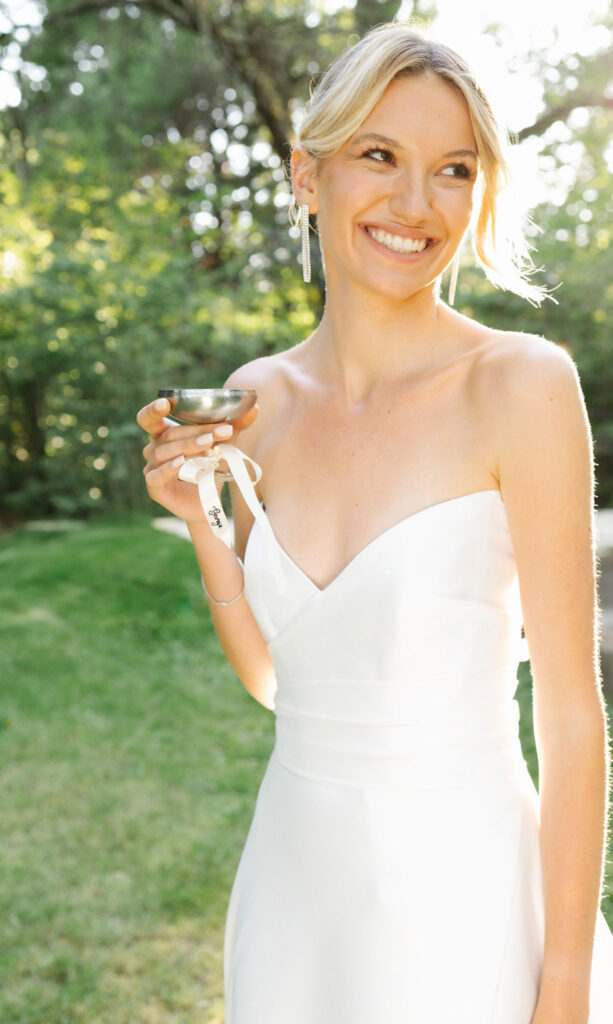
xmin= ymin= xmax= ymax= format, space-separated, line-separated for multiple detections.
xmin=0 ymin=520 xmax=611 ymax=1022
xmin=0 ymin=520 xmax=274 ymax=1023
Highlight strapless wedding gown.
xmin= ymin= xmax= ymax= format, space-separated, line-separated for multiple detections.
xmin=222 ymin=484 xmax=613 ymax=1023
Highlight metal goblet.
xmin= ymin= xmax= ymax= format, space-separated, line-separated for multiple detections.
xmin=157 ymin=388 xmax=257 ymax=425
xmin=157 ymin=388 xmax=257 ymax=480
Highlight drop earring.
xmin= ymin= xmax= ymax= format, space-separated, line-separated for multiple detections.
xmin=300 ymin=203 xmax=311 ymax=283
xmin=448 ymin=249 xmax=460 ymax=306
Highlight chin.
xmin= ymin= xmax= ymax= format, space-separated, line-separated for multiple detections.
xmin=357 ymin=269 xmax=436 ymax=301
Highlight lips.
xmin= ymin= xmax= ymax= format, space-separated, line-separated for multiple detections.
xmin=362 ymin=222 xmax=433 ymax=240
xmin=360 ymin=224 xmax=438 ymax=258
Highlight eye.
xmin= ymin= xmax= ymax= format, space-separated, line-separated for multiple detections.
xmin=441 ymin=162 xmax=474 ymax=180
xmin=362 ymin=147 xmax=395 ymax=165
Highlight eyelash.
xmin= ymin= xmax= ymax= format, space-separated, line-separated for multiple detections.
xmin=361 ymin=147 xmax=474 ymax=179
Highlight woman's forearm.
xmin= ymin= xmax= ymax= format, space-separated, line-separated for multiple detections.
xmin=186 ymin=519 xmax=277 ymax=710
xmin=535 ymin=709 xmax=610 ymax=1016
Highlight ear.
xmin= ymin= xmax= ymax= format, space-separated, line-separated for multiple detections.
xmin=290 ymin=146 xmax=319 ymax=215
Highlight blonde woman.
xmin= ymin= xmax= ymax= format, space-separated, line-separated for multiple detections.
xmin=138 ymin=22 xmax=613 ymax=1024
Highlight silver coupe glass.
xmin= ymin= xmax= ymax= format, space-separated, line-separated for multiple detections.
xmin=157 ymin=388 xmax=257 ymax=425
xmin=158 ymin=388 xmax=257 ymax=479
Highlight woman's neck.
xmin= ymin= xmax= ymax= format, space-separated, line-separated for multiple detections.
xmin=307 ymin=282 xmax=456 ymax=406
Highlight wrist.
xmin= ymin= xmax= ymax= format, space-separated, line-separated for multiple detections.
xmin=534 ymin=975 xmax=590 ymax=1024
xmin=185 ymin=516 xmax=207 ymax=530
xmin=532 ymin=1004 xmax=588 ymax=1024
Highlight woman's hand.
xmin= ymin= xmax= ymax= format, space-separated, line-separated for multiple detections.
xmin=137 ymin=397 xmax=258 ymax=523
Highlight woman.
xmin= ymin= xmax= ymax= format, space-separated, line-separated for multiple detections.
xmin=138 ymin=22 xmax=613 ymax=1024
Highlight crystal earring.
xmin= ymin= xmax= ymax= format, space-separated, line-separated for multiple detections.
xmin=448 ymin=248 xmax=460 ymax=306
xmin=300 ymin=203 xmax=311 ymax=283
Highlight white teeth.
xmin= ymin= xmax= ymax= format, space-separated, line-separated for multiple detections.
xmin=367 ymin=227 xmax=429 ymax=253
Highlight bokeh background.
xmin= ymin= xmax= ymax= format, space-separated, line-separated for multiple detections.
xmin=1 ymin=0 xmax=612 ymax=517
xmin=1 ymin=2 xmax=612 ymax=1022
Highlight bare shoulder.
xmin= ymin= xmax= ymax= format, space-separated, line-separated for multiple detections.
xmin=223 ymin=347 xmax=302 ymax=454
xmin=475 ymin=327 xmax=579 ymax=394
xmin=472 ymin=329 xmax=595 ymax=550
xmin=469 ymin=327 xmax=588 ymax=469
xmin=224 ymin=349 xmax=295 ymax=396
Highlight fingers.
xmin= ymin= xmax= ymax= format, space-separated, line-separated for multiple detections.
xmin=144 ymin=452 xmax=187 ymax=495
xmin=136 ymin=397 xmax=174 ymax=438
xmin=142 ymin=426 xmax=194 ymax=460
xmin=142 ymin=421 xmax=235 ymax=470
xmin=150 ymin=420 xmax=231 ymax=446
xmin=143 ymin=418 xmax=234 ymax=493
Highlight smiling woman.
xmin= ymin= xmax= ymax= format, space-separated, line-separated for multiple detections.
xmin=289 ymin=22 xmax=545 ymax=303
xmin=296 ymin=72 xmax=481 ymax=305
xmin=137 ymin=18 xmax=613 ymax=1024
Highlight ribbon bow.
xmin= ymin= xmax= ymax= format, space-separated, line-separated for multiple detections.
xmin=178 ymin=444 xmax=286 ymax=590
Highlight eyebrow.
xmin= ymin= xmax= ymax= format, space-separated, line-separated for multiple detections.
xmin=350 ymin=132 xmax=478 ymax=160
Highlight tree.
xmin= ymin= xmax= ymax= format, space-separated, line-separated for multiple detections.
xmin=1 ymin=0 xmax=612 ymax=516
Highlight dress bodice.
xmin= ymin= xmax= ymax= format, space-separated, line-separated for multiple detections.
xmin=243 ymin=489 xmax=530 ymax=791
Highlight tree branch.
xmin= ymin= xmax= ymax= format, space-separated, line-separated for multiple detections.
xmin=516 ymin=91 xmax=613 ymax=142
xmin=191 ymin=2 xmax=294 ymax=161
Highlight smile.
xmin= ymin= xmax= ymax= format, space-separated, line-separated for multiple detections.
xmin=361 ymin=225 xmax=436 ymax=257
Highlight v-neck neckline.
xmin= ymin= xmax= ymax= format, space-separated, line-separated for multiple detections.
xmin=248 ymin=488 xmax=503 ymax=596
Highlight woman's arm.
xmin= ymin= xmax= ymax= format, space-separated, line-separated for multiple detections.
xmin=186 ymin=518 xmax=277 ymax=710
xmin=201 ymin=362 xmax=279 ymax=709
xmin=138 ymin=390 xmax=277 ymax=710
xmin=491 ymin=336 xmax=610 ymax=1024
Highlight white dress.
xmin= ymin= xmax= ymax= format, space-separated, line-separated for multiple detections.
xmin=222 ymin=483 xmax=613 ymax=1023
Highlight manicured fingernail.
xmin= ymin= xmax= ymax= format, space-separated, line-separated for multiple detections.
xmin=155 ymin=398 xmax=168 ymax=411
xmin=196 ymin=433 xmax=213 ymax=446
xmin=172 ymin=455 xmax=185 ymax=467
xmin=214 ymin=424 xmax=233 ymax=438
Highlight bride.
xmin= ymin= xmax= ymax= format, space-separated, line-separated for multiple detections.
xmin=138 ymin=21 xmax=613 ymax=1024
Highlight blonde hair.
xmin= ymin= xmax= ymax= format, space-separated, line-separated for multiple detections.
xmin=289 ymin=22 xmax=548 ymax=305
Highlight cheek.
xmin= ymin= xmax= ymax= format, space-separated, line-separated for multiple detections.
xmin=317 ymin=180 xmax=366 ymax=242
xmin=317 ymin=167 xmax=381 ymax=223
xmin=437 ymin=186 xmax=474 ymax=228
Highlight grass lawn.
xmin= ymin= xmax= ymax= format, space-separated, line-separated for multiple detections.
xmin=1 ymin=518 xmax=612 ymax=1023
xmin=1 ymin=519 xmax=274 ymax=1024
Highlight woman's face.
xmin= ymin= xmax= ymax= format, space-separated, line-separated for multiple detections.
xmin=298 ymin=72 xmax=479 ymax=301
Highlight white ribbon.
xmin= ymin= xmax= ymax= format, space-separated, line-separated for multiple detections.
xmin=178 ymin=444 xmax=286 ymax=590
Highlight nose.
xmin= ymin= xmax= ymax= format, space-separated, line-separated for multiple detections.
xmin=388 ymin=167 xmax=433 ymax=222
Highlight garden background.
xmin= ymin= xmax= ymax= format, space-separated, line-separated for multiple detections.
xmin=1 ymin=0 xmax=612 ymax=1021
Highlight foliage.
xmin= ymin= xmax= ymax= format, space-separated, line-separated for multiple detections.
xmin=0 ymin=1 xmax=612 ymax=516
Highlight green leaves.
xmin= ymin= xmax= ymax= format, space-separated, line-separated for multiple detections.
xmin=1 ymin=1 xmax=612 ymax=516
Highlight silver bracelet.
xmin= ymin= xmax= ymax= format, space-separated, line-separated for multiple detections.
xmin=201 ymin=557 xmax=245 ymax=607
